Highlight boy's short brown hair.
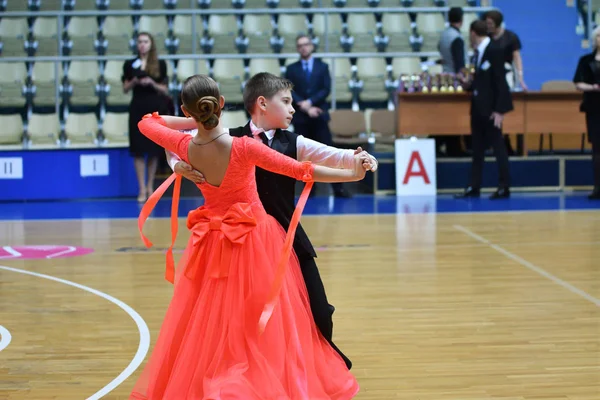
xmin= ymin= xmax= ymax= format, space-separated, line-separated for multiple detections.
xmin=243 ymin=72 xmax=294 ymax=114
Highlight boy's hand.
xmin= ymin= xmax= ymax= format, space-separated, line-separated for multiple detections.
xmin=352 ymin=153 xmax=368 ymax=180
xmin=353 ymin=146 xmax=378 ymax=172
xmin=174 ymin=161 xmax=205 ymax=184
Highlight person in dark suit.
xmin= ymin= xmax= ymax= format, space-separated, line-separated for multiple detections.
xmin=573 ymin=26 xmax=600 ymax=200
xmin=456 ymin=20 xmax=513 ymax=199
xmin=285 ymin=34 xmax=351 ymax=198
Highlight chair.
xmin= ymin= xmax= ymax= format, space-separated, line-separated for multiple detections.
xmin=415 ymin=12 xmax=446 ymax=52
xmin=356 ymin=58 xmax=388 ymax=102
xmin=313 ymin=14 xmax=343 ymax=52
xmin=177 ymin=59 xmax=210 ymax=82
xmin=249 ymin=58 xmax=281 ymax=77
xmin=172 ymin=15 xmax=194 ymax=54
xmin=369 ymin=109 xmax=396 ymax=150
xmin=33 ymin=18 xmax=59 ymax=56
xmin=68 ymin=61 xmax=100 ymax=106
xmin=102 ymin=112 xmax=129 ymax=145
xmin=65 ymin=112 xmax=99 ymax=145
xmin=381 ymin=12 xmax=412 ymax=53
xmin=212 ymin=59 xmax=246 ymax=103
xmin=329 ymin=109 xmax=370 ymax=146
xmin=207 ymin=15 xmax=239 ymax=53
xmin=0 ymin=114 xmax=24 ymax=145
xmin=243 ymin=14 xmax=273 ymax=53
xmin=277 ymin=14 xmax=307 ymax=53
xmin=32 ymin=62 xmax=62 ymax=106
xmin=347 ymin=14 xmax=378 ymax=52
xmin=0 ymin=62 xmax=27 ymax=107
xmin=0 ymin=18 xmax=29 ymax=56
xmin=104 ymin=60 xmax=132 ymax=106
xmin=392 ymin=57 xmax=423 ymax=76
xmin=102 ymin=17 xmax=134 ymax=54
xmin=326 ymin=57 xmax=353 ymax=103
xmin=67 ymin=17 xmax=98 ymax=56
xmin=27 ymin=113 xmax=61 ymax=146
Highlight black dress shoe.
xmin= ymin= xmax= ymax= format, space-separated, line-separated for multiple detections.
xmin=454 ymin=187 xmax=480 ymax=198
xmin=588 ymin=188 xmax=600 ymax=200
xmin=489 ymin=187 xmax=510 ymax=199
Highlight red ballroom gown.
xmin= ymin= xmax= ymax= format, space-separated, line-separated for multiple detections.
xmin=130 ymin=113 xmax=359 ymax=399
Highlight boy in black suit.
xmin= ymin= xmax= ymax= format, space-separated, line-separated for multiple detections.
xmin=162 ymin=72 xmax=378 ymax=370
xmin=456 ymin=20 xmax=514 ymax=199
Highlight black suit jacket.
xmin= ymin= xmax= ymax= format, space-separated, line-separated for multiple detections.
xmin=285 ymin=58 xmax=332 ymax=123
xmin=228 ymin=123 xmax=317 ymax=259
xmin=469 ymin=41 xmax=513 ymax=118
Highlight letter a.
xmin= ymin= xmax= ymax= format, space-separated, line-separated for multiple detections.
xmin=402 ymin=151 xmax=431 ymax=184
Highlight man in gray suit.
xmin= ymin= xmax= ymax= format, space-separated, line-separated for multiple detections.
xmin=438 ymin=7 xmax=466 ymax=74
xmin=436 ymin=7 xmax=466 ymax=156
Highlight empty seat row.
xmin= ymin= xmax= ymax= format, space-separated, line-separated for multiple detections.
xmin=0 ymin=11 xmax=478 ymax=55
xmin=0 ymin=57 xmax=427 ymax=107
xmin=2 ymin=0 xmax=480 ymax=12
xmin=0 ymin=109 xmax=253 ymax=148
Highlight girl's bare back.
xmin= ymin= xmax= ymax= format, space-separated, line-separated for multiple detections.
xmin=185 ymin=133 xmax=234 ymax=187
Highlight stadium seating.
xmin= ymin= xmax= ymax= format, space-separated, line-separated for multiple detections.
xmin=0 ymin=0 xmax=487 ymax=150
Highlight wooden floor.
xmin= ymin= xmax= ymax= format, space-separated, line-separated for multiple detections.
xmin=1 ymin=211 xmax=599 ymax=399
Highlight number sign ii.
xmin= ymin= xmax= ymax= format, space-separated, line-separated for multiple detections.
xmin=0 ymin=158 xmax=24 ymax=179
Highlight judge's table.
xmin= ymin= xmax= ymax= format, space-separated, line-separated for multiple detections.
xmin=396 ymin=91 xmax=589 ymax=154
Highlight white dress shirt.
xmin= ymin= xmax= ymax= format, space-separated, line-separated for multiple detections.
xmin=165 ymin=120 xmax=378 ymax=172
xmin=476 ymin=36 xmax=491 ymax=67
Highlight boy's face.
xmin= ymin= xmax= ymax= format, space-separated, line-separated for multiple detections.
xmin=262 ymin=89 xmax=295 ymax=129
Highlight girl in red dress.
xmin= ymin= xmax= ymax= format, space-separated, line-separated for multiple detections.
xmin=130 ymin=74 xmax=370 ymax=399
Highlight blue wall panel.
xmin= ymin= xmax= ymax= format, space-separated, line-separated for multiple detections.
xmin=0 ymin=148 xmax=139 ymax=201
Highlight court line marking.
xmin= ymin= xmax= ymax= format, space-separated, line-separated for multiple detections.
xmin=0 ymin=325 xmax=12 ymax=352
xmin=0 ymin=246 xmax=21 ymax=259
xmin=1 ymin=205 xmax=599 ymax=222
xmin=0 ymin=265 xmax=150 ymax=399
xmin=453 ymin=225 xmax=600 ymax=307
xmin=45 ymin=246 xmax=77 ymax=259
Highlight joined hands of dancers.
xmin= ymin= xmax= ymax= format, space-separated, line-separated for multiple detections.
xmin=173 ymin=145 xmax=376 ymax=185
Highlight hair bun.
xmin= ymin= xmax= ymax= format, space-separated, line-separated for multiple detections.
xmin=195 ymin=96 xmax=220 ymax=129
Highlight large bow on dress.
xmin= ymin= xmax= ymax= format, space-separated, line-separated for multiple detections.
xmin=184 ymin=203 xmax=257 ymax=280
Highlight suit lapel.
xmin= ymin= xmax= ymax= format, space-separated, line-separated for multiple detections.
xmin=589 ymin=56 xmax=599 ymax=78
xmin=242 ymin=122 xmax=252 ymax=138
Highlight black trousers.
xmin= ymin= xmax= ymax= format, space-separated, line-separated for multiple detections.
xmin=298 ymin=255 xmax=352 ymax=369
xmin=470 ymin=113 xmax=511 ymax=189
xmin=294 ymin=118 xmax=345 ymax=194
xmin=585 ymin=113 xmax=600 ymax=188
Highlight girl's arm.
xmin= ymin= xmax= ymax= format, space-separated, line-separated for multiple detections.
xmin=159 ymin=115 xmax=199 ymax=131
xmin=242 ymin=136 xmax=366 ymax=183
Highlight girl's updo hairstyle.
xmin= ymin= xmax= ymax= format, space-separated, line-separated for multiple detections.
xmin=180 ymin=74 xmax=222 ymax=130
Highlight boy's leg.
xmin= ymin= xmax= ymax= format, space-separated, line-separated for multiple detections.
xmin=298 ymin=255 xmax=352 ymax=369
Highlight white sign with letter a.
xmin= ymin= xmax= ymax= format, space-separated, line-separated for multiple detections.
xmin=394 ymin=138 xmax=437 ymax=196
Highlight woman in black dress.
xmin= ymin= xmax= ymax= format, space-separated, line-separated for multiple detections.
xmin=573 ymin=26 xmax=600 ymax=200
xmin=122 ymin=32 xmax=171 ymax=202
